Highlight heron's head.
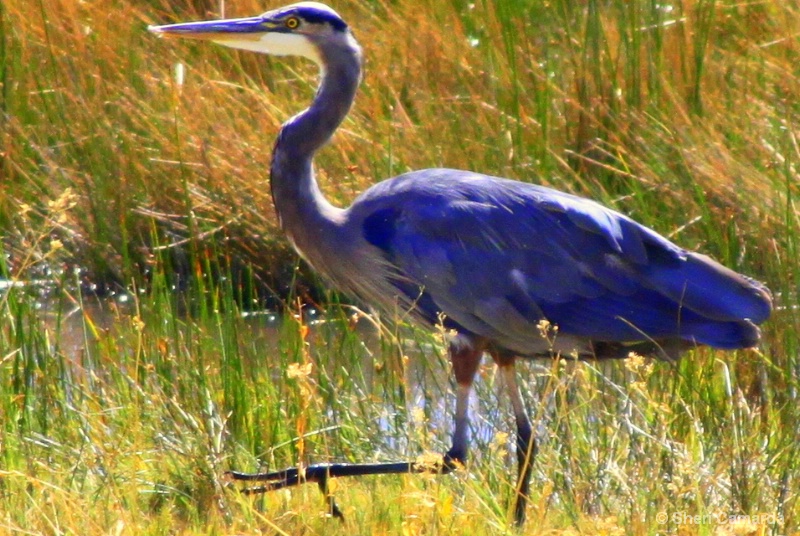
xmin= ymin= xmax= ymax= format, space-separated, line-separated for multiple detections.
xmin=148 ymin=2 xmax=355 ymax=66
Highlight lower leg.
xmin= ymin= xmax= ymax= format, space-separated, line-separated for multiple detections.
xmin=498 ymin=361 xmax=536 ymax=526
xmin=445 ymin=335 xmax=485 ymax=465
xmin=227 ymin=335 xmax=486 ymax=517
xmin=445 ymin=383 xmax=471 ymax=464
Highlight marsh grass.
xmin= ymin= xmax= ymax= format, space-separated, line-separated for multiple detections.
xmin=1 ymin=0 xmax=799 ymax=533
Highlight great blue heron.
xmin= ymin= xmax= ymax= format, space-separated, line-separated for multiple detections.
xmin=149 ymin=2 xmax=772 ymax=526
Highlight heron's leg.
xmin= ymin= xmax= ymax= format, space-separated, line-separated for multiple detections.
xmin=444 ymin=335 xmax=485 ymax=465
xmin=317 ymin=471 xmax=345 ymax=519
xmin=225 ymin=335 xmax=486 ymax=517
xmin=496 ymin=356 xmax=535 ymax=526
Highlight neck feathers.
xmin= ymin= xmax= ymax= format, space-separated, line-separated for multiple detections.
xmin=269 ymin=32 xmax=362 ymax=256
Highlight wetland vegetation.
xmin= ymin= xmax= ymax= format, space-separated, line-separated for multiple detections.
xmin=1 ymin=0 xmax=799 ymax=533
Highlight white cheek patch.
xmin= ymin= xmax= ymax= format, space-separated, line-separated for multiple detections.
xmin=215 ymin=32 xmax=322 ymax=66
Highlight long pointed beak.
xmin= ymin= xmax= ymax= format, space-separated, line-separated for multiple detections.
xmin=148 ymin=16 xmax=271 ymax=42
xmin=149 ymin=14 xmax=318 ymax=61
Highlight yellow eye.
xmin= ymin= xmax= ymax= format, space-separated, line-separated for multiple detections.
xmin=285 ymin=16 xmax=300 ymax=29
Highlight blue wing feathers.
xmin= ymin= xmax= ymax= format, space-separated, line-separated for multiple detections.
xmin=355 ymin=169 xmax=771 ymax=351
xmin=641 ymin=251 xmax=772 ymax=324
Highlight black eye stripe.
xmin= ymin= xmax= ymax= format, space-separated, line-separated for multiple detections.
xmin=278 ymin=8 xmax=348 ymax=32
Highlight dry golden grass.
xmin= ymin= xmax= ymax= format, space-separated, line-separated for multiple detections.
xmin=3 ymin=0 xmax=797 ymax=286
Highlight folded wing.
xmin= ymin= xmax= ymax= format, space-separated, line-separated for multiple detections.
xmin=356 ymin=170 xmax=771 ymax=353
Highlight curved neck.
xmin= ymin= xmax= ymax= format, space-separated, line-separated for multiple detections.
xmin=270 ymin=36 xmax=362 ymax=260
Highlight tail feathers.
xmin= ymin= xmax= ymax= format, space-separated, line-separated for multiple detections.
xmin=645 ymin=251 xmax=772 ymax=324
xmin=683 ymin=318 xmax=762 ymax=349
